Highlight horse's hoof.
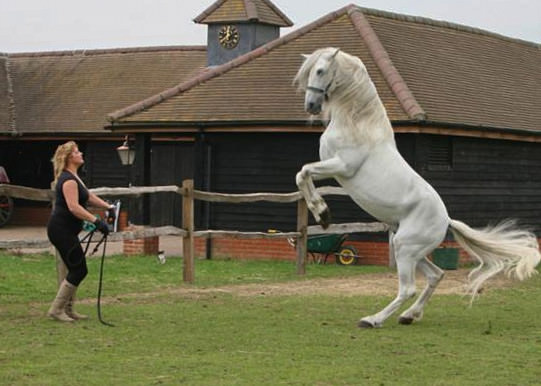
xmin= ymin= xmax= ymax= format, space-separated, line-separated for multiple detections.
xmin=319 ymin=209 xmax=331 ymax=229
xmin=358 ymin=320 xmax=374 ymax=328
xmin=398 ymin=317 xmax=414 ymax=325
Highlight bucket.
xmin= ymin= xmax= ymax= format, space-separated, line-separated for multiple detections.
xmin=432 ymin=248 xmax=459 ymax=270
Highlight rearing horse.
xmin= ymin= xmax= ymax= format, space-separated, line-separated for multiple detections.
xmin=294 ymin=47 xmax=540 ymax=328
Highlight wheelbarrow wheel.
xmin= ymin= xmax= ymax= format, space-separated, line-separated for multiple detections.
xmin=0 ymin=195 xmax=14 ymax=227
xmin=336 ymin=245 xmax=358 ymax=266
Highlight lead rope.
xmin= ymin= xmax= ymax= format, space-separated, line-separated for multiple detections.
xmin=80 ymin=230 xmax=113 ymax=326
xmin=96 ymin=234 xmax=114 ymax=327
xmin=81 ymin=203 xmax=119 ymax=326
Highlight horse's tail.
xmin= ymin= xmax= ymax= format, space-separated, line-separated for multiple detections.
xmin=449 ymin=219 xmax=540 ymax=300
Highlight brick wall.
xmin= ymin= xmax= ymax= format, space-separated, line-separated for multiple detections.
xmin=123 ymin=225 xmax=160 ymax=255
xmin=117 ymin=211 xmax=128 ymax=231
xmin=194 ymin=237 xmax=391 ymax=265
xmin=123 ymin=236 xmax=159 ymax=255
xmin=192 ymin=238 xmax=498 ymax=267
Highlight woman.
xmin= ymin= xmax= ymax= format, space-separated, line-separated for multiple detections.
xmin=47 ymin=141 xmax=112 ymax=322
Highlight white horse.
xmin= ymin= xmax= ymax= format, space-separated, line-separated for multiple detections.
xmin=294 ymin=47 xmax=541 ymax=328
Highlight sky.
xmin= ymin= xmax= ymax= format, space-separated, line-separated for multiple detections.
xmin=1 ymin=0 xmax=540 ymax=53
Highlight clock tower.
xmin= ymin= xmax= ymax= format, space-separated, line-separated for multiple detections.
xmin=194 ymin=0 xmax=293 ymax=66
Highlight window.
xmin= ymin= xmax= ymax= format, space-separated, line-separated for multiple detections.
xmin=427 ymin=136 xmax=453 ymax=170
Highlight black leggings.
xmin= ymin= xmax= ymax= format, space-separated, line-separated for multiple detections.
xmin=47 ymin=220 xmax=88 ymax=286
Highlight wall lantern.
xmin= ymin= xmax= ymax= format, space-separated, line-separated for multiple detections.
xmin=116 ymin=136 xmax=135 ymax=165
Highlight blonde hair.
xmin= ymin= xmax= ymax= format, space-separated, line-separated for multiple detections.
xmin=51 ymin=141 xmax=78 ymax=187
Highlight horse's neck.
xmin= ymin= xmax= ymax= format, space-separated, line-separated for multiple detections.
xmin=327 ymin=92 xmax=394 ymax=146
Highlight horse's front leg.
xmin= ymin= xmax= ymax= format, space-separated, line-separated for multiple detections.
xmin=296 ymin=156 xmax=351 ymax=228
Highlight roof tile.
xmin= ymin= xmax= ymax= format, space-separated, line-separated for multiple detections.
xmin=114 ymin=5 xmax=541 ymax=134
xmin=4 ymin=46 xmax=206 ymax=134
xmin=0 ymin=56 xmax=10 ymax=132
xmin=365 ymin=11 xmax=541 ymax=130
xmin=113 ymin=10 xmax=407 ymax=125
xmin=2 ymin=4 xmax=540 ymax=136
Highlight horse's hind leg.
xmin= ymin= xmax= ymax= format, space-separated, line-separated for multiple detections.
xmin=358 ymin=249 xmax=417 ymax=328
xmin=398 ymin=258 xmax=444 ymax=325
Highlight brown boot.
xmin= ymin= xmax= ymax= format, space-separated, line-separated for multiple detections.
xmin=65 ymin=292 xmax=88 ymax=320
xmin=47 ymin=279 xmax=76 ymax=322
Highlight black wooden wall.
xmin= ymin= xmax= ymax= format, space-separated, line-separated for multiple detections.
xmin=199 ymin=132 xmax=541 ymax=235
xmin=150 ymin=141 xmax=194 ymax=227
xmin=0 ymin=140 xmax=61 ymax=190
xmin=85 ymin=141 xmax=129 ymax=188
xmin=204 ymin=132 xmax=416 ymax=232
xmin=2 ymin=133 xmax=539 ymax=236
xmin=207 ymin=132 xmax=315 ymax=232
xmin=417 ymin=135 xmax=541 ymax=232
xmin=0 ymin=139 xmax=127 ymax=210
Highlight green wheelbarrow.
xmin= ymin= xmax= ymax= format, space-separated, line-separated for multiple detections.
xmin=289 ymin=233 xmax=360 ymax=265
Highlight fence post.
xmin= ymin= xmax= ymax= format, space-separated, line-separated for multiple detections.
xmin=182 ymin=179 xmax=195 ymax=283
xmin=296 ymin=198 xmax=308 ymax=275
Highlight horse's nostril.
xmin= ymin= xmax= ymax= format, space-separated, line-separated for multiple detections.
xmin=308 ymin=102 xmax=314 ymax=110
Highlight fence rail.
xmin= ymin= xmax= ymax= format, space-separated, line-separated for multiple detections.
xmin=0 ymin=181 xmax=388 ymax=283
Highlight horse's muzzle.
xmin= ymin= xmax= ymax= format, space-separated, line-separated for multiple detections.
xmin=306 ymin=101 xmax=322 ymax=114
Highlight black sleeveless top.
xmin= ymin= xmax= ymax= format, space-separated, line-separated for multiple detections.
xmin=49 ymin=171 xmax=89 ymax=232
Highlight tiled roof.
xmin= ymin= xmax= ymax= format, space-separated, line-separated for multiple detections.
xmin=194 ymin=0 xmax=293 ymax=27
xmin=2 ymin=46 xmax=206 ymax=134
xmin=0 ymin=55 xmax=12 ymax=133
xmin=111 ymin=5 xmax=541 ymax=135
xmin=110 ymin=6 xmax=410 ymax=125
xmin=2 ymin=4 xmax=540 ymax=137
xmin=364 ymin=10 xmax=541 ymax=133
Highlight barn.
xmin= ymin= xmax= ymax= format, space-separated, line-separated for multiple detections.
xmin=1 ymin=0 xmax=541 ymax=264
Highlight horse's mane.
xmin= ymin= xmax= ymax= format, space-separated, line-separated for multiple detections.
xmin=294 ymin=47 xmax=394 ymax=145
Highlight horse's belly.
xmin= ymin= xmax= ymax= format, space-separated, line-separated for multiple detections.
xmin=345 ymin=188 xmax=406 ymax=224
xmin=336 ymin=171 xmax=446 ymax=226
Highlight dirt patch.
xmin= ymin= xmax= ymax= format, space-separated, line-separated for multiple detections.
xmin=71 ymin=268 xmax=514 ymax=306
xmin=158 ymin=268 xmax=513 ymax=299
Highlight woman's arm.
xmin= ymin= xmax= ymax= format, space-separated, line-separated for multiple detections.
xmin=88 ymin=192 xmax=113 ymax=211
xmin=63 ymin=180 xmax=104 ymax=222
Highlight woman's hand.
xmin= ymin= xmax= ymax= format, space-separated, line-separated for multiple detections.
xmin=93 ymin=218 xmax=110 ymax=235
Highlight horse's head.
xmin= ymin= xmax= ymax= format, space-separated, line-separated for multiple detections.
xmin=294 ymin=47 xmax=341 ymax=115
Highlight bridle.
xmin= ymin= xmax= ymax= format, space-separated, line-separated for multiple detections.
xmin=306 ymin=82 xmax=333 ymax=101
xmin=306 ymin=49 xmax=340 ymax=101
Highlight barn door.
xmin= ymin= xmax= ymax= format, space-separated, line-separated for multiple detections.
xmin=150 ymin=142 xmax=194 ymax=227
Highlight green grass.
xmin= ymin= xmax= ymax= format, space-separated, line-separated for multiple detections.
xmin=1 ymin=252 xmax=540 ymax=385
xmin=0 ymin=253 xmax=386 ymax=303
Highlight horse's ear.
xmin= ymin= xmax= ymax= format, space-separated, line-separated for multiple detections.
xmin=331 ymin=48 xmax=340 ymax=58
xmin=301 ymin=54 xmax=309 ymax=60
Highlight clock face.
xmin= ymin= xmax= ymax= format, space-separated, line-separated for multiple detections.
xmin=218 ymin=25 xmax=240 ymax=49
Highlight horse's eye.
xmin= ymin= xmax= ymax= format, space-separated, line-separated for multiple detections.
xmin=316 ymin=68 xmax=324 ymax=76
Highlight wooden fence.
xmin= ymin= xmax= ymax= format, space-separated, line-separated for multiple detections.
xmin=0 ymin=180 xmax=388 ymax=283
